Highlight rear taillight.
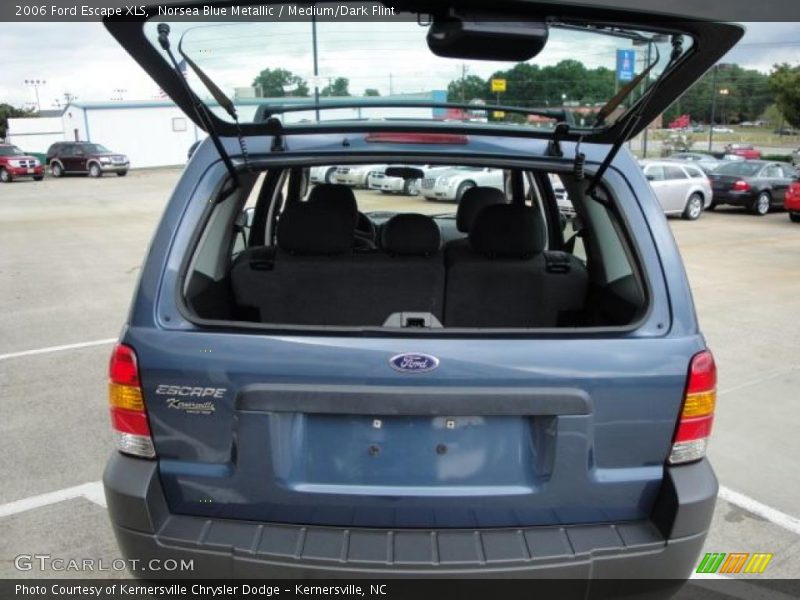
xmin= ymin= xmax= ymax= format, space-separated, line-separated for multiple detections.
xmin=731 ymin=179 xmax=751 ymax=192
xmin=108 ymin=343 xmax=155 ymax=458
xmin=669 ymin=350 xmax=717 ymax=464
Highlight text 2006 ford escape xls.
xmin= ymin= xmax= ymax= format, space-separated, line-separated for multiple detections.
xmin=100 ymin=0 xmax=740 ymax=587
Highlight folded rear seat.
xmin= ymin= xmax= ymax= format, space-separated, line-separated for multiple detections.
xmin=231 ymin=200 xmax=444 ymax=326
xmin=445 ymin=204 xmax=588 ymax=328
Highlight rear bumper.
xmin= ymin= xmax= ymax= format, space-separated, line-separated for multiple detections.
xmin=712 ymin=190 xmax=753 ymax=206
xmin=99 ymin=162 xmax=129 ymax=172
xmin=103 ymin=453 xmax=717 ymax=580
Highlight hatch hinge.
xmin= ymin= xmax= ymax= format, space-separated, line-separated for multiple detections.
xmin=547 ymin=122 xmax=569 ymax=157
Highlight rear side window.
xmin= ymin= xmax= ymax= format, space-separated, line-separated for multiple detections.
xmin=685 ymin=166 xmax=705 ymax=179
xmin=664 ymin=166 xmax=688 ymax=180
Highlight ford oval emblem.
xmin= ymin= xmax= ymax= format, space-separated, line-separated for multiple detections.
xmin=389 ymin=353 xmax=440 ymax=373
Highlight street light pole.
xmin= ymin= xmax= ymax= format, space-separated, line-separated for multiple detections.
xmin=24 ymin=79 xmax=46 ymax=112
xmin=708 ymin=64 xmax=718 ymax=152
xmin=311 ymin=15 xmax=320 ymax=122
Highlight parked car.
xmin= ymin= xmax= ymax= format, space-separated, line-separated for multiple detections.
xmin=669 ymin=152 xmax=721 ymax=173
xmin=46 ymin=141 xmax=129 ymax=177
xmin=723 ymin=143 xmax=761 ymax=159
xmin=333 ymin=164 xmax=386 ymax=187
xmin=640 ymin=160 xmax=712 ymax=220
xmin=708 ymin=160 xmax=797 ymax=215
xmin=711 ymin=126 xmax=734 ymax=134
xmin=421 ymin=166 xmax=503 ymax=201
xmin=310 ymin=165 xmax=338 ymax=184
xmin=367 ymin=165 xmax=451 ymax=196
xmin=103 ymin=7 xmax=735 ymax=584
xmin=773 ymin=127 xmax=798 ymax=136
xmin=783 ymin=180 xmax=800 ymax=223
xmin=0 ymin=144 xmax=44 ymax=183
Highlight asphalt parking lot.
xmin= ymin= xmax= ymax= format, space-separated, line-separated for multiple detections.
xmin=1 ymin=169 xmax=798 ymax=580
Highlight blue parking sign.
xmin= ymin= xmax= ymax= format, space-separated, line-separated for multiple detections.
xmin=617 ymin=49 xmax=636 ymax=82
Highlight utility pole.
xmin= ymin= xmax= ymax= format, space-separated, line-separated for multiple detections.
xmin=642 ymin=42 xmax=652 ymax=158
xmin=461 ymin=64 xmax=468 ymax=103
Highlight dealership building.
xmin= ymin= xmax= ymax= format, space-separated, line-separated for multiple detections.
xmin=6 ymin=91 xmax=447 ymax=169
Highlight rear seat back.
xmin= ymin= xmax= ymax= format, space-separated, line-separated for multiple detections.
xmin=231 ymin=198 xmax=444 ymax=326
xmin=445 ymin=204 xmax=588 ymax=327
xmin=444 ymin=186 xmax=507 ymax=261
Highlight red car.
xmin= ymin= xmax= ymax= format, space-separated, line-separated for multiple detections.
xmin=0 ymin=144 xmax=45 ymax=183
xmin=785 ymin=180 xmax=800 ymax=223
xmin=724 ymin=143 xmax=761 ymax=159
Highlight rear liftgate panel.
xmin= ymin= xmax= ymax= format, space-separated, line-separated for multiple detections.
xmin=133 ymin=333 xmax=699 ymax=529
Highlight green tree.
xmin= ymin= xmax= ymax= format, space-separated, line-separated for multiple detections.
xmin=363 ymin=88 xmax=380 ymax=97
xmin=769 ymin=64 xmax=800 ymax=129
xmin=320 ymin=77 xmax=350 ymax=97
xmin=447 ymin=74 xmax=489 ymax=104
xmin=251 ymin=68 xmax=309 ymax=98
xmin=663 ymin=64 xmax=773 ymax=125
xmin=0 ymin=103 xmax=35 ymax=139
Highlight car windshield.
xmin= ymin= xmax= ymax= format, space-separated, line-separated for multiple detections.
xmin=714 ymin=162 xmax=763 ymax=176
xmin=0 ymin=146 xmax=25 ymax=157
xmin=82 ymin=144 xmax=111 ymax=154
xmin=145 ymin=16 xmax=690 ymax=132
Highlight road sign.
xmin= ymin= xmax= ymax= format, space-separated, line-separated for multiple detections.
xmin=493 ymin=111 xmax=505 ymax=119
xmin=491 ymin=78 xmax=507 ymax=93
xmin=616 ymin=49 xmax=636 ymax=82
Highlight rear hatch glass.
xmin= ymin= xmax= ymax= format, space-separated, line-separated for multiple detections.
xmin=105 ymin=3 xmax=743 ymax=142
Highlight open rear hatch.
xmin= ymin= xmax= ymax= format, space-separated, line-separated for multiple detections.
xmin=105 ymin=1 xmax=743 ymax=145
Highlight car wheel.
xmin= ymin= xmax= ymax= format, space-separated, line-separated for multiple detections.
xmin=752 ymin=191 xmax=771 ymax=216
xmin=50 ymin=162 xmax=63 ymax=177
xmin=403 ymin=178 xmax=420 ymax=196
xmin=790 ymin=213 xmax=800 ymax=223
xmin=117 ymin=171 xmax=128 ymax=177
xmin=455 ymin=181 xmax=475 ymax=202
xmin=683 ymin=193 xmax=704 ymax=220
xmin=0 ymin=168 xmax=11 ymax=183
xmin=88 ymin=163 xmax=102 ymax=178
xmin=324 ymin=168 xmax=336 ymax=184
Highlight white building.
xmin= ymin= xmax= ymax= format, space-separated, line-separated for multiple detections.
xmin=6 ymin=91 xmax=446 ymax=169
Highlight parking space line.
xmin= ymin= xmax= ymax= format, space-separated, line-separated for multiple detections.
xmin=0 ymin=338 xmax=116 ymax=361
xmin=0 ymin=481 xmax=105 ymax=518
xmin=719 ymin=485 xmax=800 ymax=537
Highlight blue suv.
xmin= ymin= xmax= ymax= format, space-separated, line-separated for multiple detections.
xmin=102 ymin=3 xmax=742 ymax=585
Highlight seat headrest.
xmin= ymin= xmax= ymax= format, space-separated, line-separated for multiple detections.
xmin=277 ymin=201 xmax=354 ymax=255
xmin=307 ymin=183 xmax=359 ymax=226
xmin=456 ymin=186 xmax=507 ymax=233
xmin=381 ymin=213 xmax=441 ymax=256
xmin=469 ymin=204 xmax=547 ymax=258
